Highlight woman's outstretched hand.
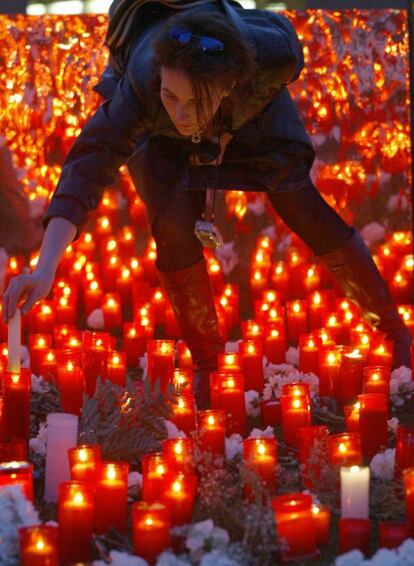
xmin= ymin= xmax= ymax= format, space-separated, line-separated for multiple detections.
xmin=1 ymin=267 xmax=55 ymax=323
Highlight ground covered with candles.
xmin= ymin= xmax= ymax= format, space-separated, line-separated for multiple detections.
xmin=0 ymin=8 xmax=414 ymax=566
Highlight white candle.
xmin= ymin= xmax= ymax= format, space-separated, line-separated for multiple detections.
xmin=44 ymin=413 xmax=78 ymax=502
xmin=7 ymin=308 xmax=21 ymax=373
xmin=340 ymin=465 xmax=370 ymax=519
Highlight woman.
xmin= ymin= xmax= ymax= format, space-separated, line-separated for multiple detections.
xmin=2 ymin=0 xmax=411 ymax=409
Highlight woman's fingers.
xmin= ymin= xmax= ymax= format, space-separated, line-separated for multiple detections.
xmin=4 ymin=276 xmax=31 ymax=322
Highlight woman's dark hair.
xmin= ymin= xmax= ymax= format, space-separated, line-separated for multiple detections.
xmin=152 ymin=10 xmax=257 ymax=133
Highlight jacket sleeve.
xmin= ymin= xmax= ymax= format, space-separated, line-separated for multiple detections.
xmin=42 ymin=75 xmax=149 ymax=240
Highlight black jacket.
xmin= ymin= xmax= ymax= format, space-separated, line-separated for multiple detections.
xmin=43 ymin=0 xmax=315 ymax=237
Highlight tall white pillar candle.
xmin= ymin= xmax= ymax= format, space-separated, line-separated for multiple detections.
xmin=340 ymin=465 xmax=370 ymax=519
xmin=7 ymin=308 xmax=21 ymax=373
xmin=44 ymin=413 xmax=78 ymax=502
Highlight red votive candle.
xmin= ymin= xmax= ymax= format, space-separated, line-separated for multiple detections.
xmin=298 ymin=333 xmax=320 ymax=375
xmin=0 ymin=439 xmax=27 ymax=462
xmin=312 ymin=504 xmax=330 ymax=545
xmin=38 ymin=349 xmax=58 ymax=383
xmin=318 ymin=347 xmax=341 ymax=397
xmin=107 ymin=350 xmax=127 ymax=387
xmin=102 ymin=292 xmax=122 ymax=330
xmin=177 ymin=342 xmax=193 ymax=370
xmin=94 ymin=461 xmax=129 ymax=534
xmin=28 ymin=334 xmax=52 ymax=376
xmin=298 ymin=425 xmax=329 ymax=488
xmin=163 ymin=438 xmax=195 ymax=473
xmin=243 ymin=436 xmax=277 ymax=491
xmin=83 ymin=279 xmax=104 ymax=315
xmin=82 ymin=331 xmax=110 ymax=397
xmin=362 ymin=366 xmax=390 ymax=396
xmin=172 ymin=368 xmax=193 ymax=392
xmin=286 ymin=300 xmax=308 ymax=344
xmin=58 ymin=481 xmax=94 ymax=564
xmin=147 ymin=340 xmax=175 ymax=390
xmin=171 ymin=392 xmax=196 ymax=435
xmin=123 ymin=322 xmax=146 ymax=366
xmin=218 ymin=352 xmax=242 ymax=372
xmin=337 ymin=348 xmax=366 ymax=406
xmin=263 ymin=324 xmax=287 ymax=364
xmin=132 ymin=501 xmax=171 ymax=565
xmin=260 ymin=398 xmax=282 ymax=426
xmin=282 ymin=382 xmax=310 ymax=400
xmin=239 ymin=339 xmax=264 ymax=391
xmin=344 ymin=402 xmax=361 ymax=433
xmin=214 ymin=372 xmax=247 ymax=436
xmin=196 ymin=410 xmax=226 ymax=455
xmin=272 ymin=493 xmax=316 ymax=560
xmin=0 ymin=461 xmax=33 ymax=500
xmin=68 ymin=445 xmax=101 ymax=488
xmin=281 ymin=394 xmax=311 ymax=448
xmin=368 ymin=340 xmax=393 ymax=367
xmin=329 ymin=433 xmax=362 ymax=467
xmin=339 ymin=518 xmax=371 ymax=555
xmin=2 ymin=369 xmax=31 ymax=440
xmin=19 ymin=525 xmax=58 ymax=566
xmin=379 ymin=522 xmax=409 ymax=549
xmin=162 ymin=471 xmax=197 ymax=526
xmin=403 ymin=467 xmax=414 ymax=533
xmin=395 ymin=425 xmax=414 ymax=478
xmin=28 ymin=302 xmax=55 ymax=335
xmin=308 ymin=290 xmax=332 ymax=330
xmin=57 ymin=361 xmax=84 ymax=415
xmin=142 ymin=453 xmax=168 ymax=503
xmin=358 ymin=393 xmax=388 ymax=460
xmin=241 ymin=320 xmax=263 ymax=342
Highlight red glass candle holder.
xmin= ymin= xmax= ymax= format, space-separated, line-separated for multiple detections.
xmin=312 ymin=504 xmax=330 ymax=545
xmin=298 ymin=425 xmax=329 ymax=488
xmin=172 ymin=368 xmax=193 ymax=392
xmin=2 ymin=369 xmax=31 ymax=440
xmin=38 ymin=349 xmax=58 ymax=383
xmin=94 ymin=461 xmax=129 ymax=534
xmin=395 ymin=425 xmax=414 ymax=479
xmin=147 ymin=340 xmax=175 ymax=390
xmin=0 ymin=461 xmax=33 ymax=500
xmin=0 ymin=439 xmax=28 ymax=462
xmin=368 ymin=340 xmax=393 ymax=367
xmin=131 ymin=501 xmax=171 ymax=565
xmin=142 ymin=453 xmax=169 ymax=503
xmin=243 ymin=436 xmax=277 ymax=490
xmin=358 ymin=393 xmax=388 ymax=460
xmin=122 ymin=322 xmax=146 ymax=366
xmin=260 ymin=398 xmax=282 ymax=426
xmin=162 ymin=471 xmax=198 ymax=527
xmin=176 ymin=342 xmax=193 ymax=370
xmin=19 ymin=525 xmax=59 ymax=566
xmin=56 ymin=361 xmax=84 ymax=415
xmin=162 ymin=438 xmax=195 ymax=473
xmin=344 ymin=402 xmax=360 ymax=433
xmin=339 ymin=518 xmax=371 ymax=555
xmin=329 ymin=433 xmax=362 ymax=467
xmin=171 ymin=392 xmax=196 ymax=436
xmin=286 ymin=300 xmax=308 ymax=344
xmin=68 ymin=445 xmax=101 ymax=487
xmin=107 ymin=350 xmax=127 ymax=387
xmin=58 ymin=481 xmax=94 ymax=564
xmin=239 ymin=339 xmax=264 ymax=391
xmin=214 ymin=372 xmax=247 ymax=436
xmin=28 ymin=334 xmax=52 ymax=376
xmin=263 ymin=323 xmax=287 ymax=364
xmin=281 ymin=394 xmax=311 ymax=448
xmin=298 ymin=333 xmax=320 ymax=375
xmin=379 ymin=522 xmax=409 ymax=549
xmin=337 ymin=348 xmax=366 ymax=406
xmin=282 ymin=382 xmax=310 ymax=400
xmin=362 ymin=366 xmax=390 ymax=396
xmin=318 ymin=347 xmax=341 ymax=398
xmin=272 ymin=493 xmax=317 ymax=560
xmin=218 ymin=352 xmax=242 ymax=372
xmin=196 ymin=410 xmax=226 ymax=455
xmin=82 ymin=331 xmax=110 ymax=397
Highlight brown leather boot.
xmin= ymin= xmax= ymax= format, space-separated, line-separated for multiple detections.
xmin=157 ymin=258 xmax=225 ymax=409
xmin=316 ymin=230 xmax=412 ymax=369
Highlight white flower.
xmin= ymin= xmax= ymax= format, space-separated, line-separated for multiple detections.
xmin=214 ymin=242 xmax=238 ymax=275
xmin=387 ymin=193 xmax=409 ymax=213
xmin=139 ymin=353 xmax=148 ymax=378
xmin=87 ymin=308 xmax=104 ymax=329
xmin=225 ymin=434 xmax=243 ymax=460
xmin=156 ymin=552 xmax=192 ymax=566
xmin=396 ymin=538 xmax=414 ymax=563
xmin=249 ymin=426 xmax=275 ymax=439
xmin=21 ymin=345 xmax=30 ymax=368
xmin=334 ymin=549 xmax=365 ymax=566
xmin=247 ymin=197 xmax=266 ymax=216
xmin=0 ymin=485 xmax=40 ymax=565
xmin=186 ymin=519 xmax=229 ymax=562
xmin=391 ymin=367 xmax=412 ymax=384
xmin=29 ymin=422 xmax=48 ymax=457
xmin=260 ymin=225 xmax=276 ymax=240
xmin=370 ymin=449 xmax=395 ymax=480
xmin=285 ymin=347 xmax=299 ymax=366
xmin=276 ymin=234 xmax=292 ymax=253
xmin=163 ymin=420 xmax=186 ymax=439
xmin=245 ymin=390 xmax=260 ymax=417
xmin=387 ymin=417 xmax=399 ymax=435
xmin=128 ymin=472 xmax=142 ymax=489
xmin=368 ymin=548 xmax=401 ymax=566
xmin=93 ymin=550 xmax=149 ymax=565
xmin=31 ymin=374 xmax=49 ymax=393
xmin=360 ymin=222 xmax=386 ymax=245
xmin=199 ymin=549 xmax=241 ymax=566
xmin=224 ymin=341 xmax=241 ymax=353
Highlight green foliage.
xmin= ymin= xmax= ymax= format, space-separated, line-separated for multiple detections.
xmin=79 ymin=376 xmax=178 ymax=466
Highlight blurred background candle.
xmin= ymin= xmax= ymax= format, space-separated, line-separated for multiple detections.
xmin=45 ymin=413 xmax=78 ymax=503
xmin=218 ymin=352 xmax=242 ymax=372
xmin=19 ymin=525 xmax=58 ymax=566
xmin=0 ymin=461 xmax=33 ymax=500
xmin=263 ymin=324 xmax=287 ymax=364
xmin=142 ymin=453 xmax=168 ymax=503
xmin=272 ymin=493 xmax=316 ymax=560
xmin=286 ymin=300 xmax=308 ymax=344
xmin=68 ymin=445 xmax=101 ymax=488
xmin=28 ymin=334 xmax=52 ymax=376
xmin=83 ymin=331 xmax=110 ymax=397
xmin=131 ymin=501 xmax=171 ymax=565
xmin=358 ymin=393 xmax=388 ymax=460
xmin=341 ymin=465 xmax=370 ymax=519
xmin=196 ymin=410 xmax=226 ymax=455
xmin=94 ymin=461 xmax=129 ymax=534
xmin=58 ymin=481 xmax=94 ymax=564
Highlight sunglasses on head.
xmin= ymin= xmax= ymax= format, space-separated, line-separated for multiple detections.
xmin=169 ymin=26 xmax=225 ymax=52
